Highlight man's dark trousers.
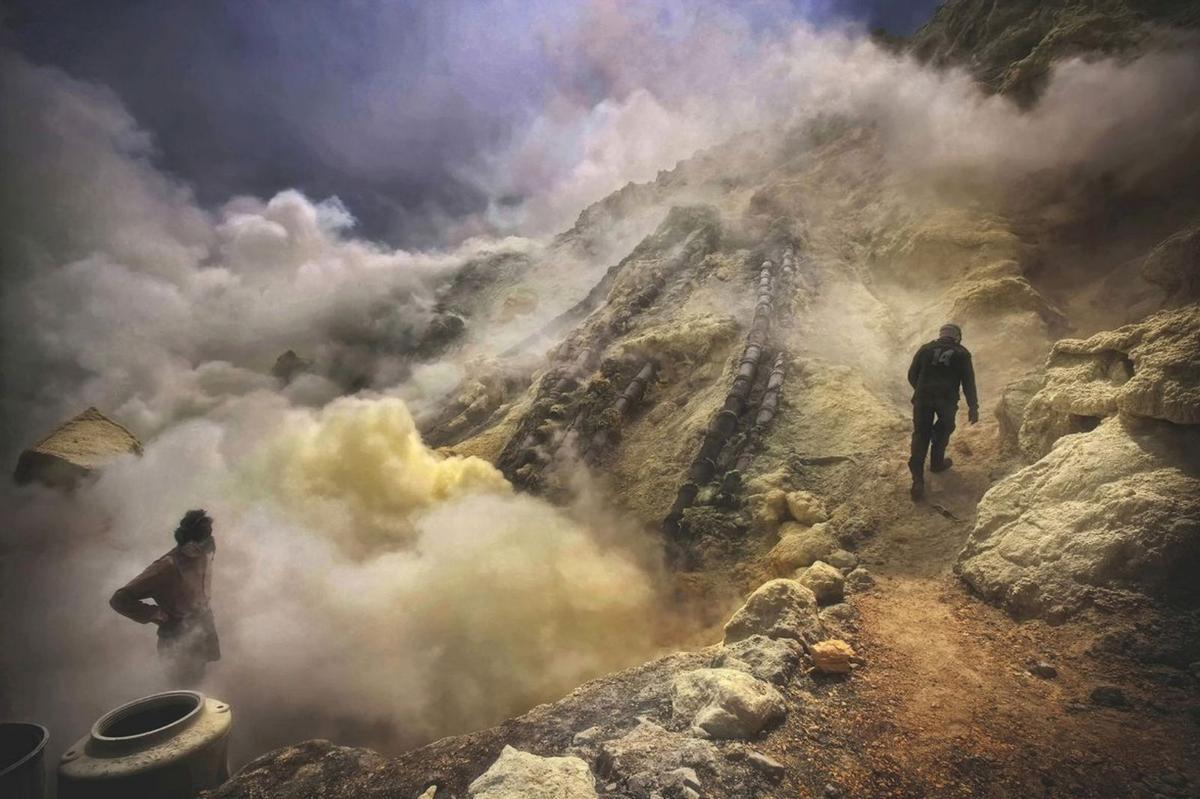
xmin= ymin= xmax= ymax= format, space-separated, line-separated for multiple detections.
xmin=909 ymin=397 xmax=957 ymax=476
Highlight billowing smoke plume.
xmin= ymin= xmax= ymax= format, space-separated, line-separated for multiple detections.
xmin=0 ymin=395 xmax=665 ymax=759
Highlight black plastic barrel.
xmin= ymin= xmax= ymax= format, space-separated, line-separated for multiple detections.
xmin=0 ymin=722 xmax=49 ymax=799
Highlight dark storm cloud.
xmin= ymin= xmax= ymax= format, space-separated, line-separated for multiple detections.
xmin=1 ymin=0 xmax=938 ymax=246
xmin=2 ymin=0 xmax=573 ymax=245
xmin=805 ymin=0 xmax=942 ymax=34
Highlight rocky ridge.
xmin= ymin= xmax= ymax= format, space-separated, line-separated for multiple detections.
xmin=207 ymin=574 xmax=869 ymax=799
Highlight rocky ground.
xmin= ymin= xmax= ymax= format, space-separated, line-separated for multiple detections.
xmin=207 ymin=313 xmax=1200 ymax=798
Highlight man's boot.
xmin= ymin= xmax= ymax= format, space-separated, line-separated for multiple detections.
xmin=930 ymin=458 xmax=954 ymax=473
xmin=908 ymin=462 xmax=925 ymax=501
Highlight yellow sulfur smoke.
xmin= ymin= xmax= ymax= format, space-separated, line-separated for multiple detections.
xmin=253 ymin=396 xmax=511 ymax=555
xmin=189 ymin=395 xmax=664 ymax=751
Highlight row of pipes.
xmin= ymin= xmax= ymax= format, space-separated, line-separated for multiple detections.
xmin=582 ymin=359 xmax=658 ymax=463
xmin=662 ymin=254 xmax=780 ymax=538
xmin=498 ymin=226 xmax=714 ymax=485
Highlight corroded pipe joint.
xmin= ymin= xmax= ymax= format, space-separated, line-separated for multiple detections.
xmin=689 ymin=459 xmax=717 ymax=484
xmin=713 ymin=409 xmax=740 ymax=436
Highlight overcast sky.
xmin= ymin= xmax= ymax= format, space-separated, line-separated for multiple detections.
xmin=1 ymin=0 xmax=941 ymax=246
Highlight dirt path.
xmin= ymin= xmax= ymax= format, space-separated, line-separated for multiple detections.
xmin=826 ymin=423 xmax=1200 ymax=798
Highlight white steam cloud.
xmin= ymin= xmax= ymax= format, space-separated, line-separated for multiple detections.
xmin=487 ymin=3 xmax=1200 ymax=233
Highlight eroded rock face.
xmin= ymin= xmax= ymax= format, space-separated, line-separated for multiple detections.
xmin=203 ymin=740 xmax=391 ymax=799
xmin=1018 ymin=305 xmax=1200 ymax=459
xmin=996 ymin=371 xmax=1045 ymax=453
xmin=468 ymin=746 xmax=598 ymax=799
xmin=723 ymin=579 xmax=825 ymax=646
xmin=958 ymin=416 xmax=1200 ymax=620
xmin=670 ymin=668 xmax=786 ymax=739
xmin=1141 ymin=221 xmax=1200 ymax=304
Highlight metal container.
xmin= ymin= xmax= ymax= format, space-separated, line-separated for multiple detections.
xmin=58 ymin=691 xmax=231 ymax=799
xmin=0 ymin=722 xmax=49 ymax=799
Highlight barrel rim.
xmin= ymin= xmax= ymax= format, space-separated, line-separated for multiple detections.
xmin=0 ymin=721 xmax=50 ymax=778
xmin=91 ymin=690 xmax=205 ymax=745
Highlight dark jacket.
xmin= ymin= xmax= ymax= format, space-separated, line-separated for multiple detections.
xmin=908 ymin=337 xmax=978 ymax=409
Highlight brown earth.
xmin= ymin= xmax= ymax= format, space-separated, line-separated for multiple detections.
xmin=763 ymin=420 xmax=1200 ymax=799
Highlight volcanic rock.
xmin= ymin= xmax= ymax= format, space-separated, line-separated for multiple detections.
xmin=996 ymin=371 xmax=1046 ymax=453
xmin=845 ymin=568 xmax=876 ymax=593
xmin=468 ymin=746 xmax=597 ymax=798
xmin=1017 ymin=305 xmax=1200 ymax=459
xmin=723 ymin=579 xmax=825 ymax=646
xmin=670 ymin=668 xmax=786 ymax=739
xmin=745 ymin=751 xmax=786 ymax=779
xmin=809 ymin=640 xmax=857 ymax=675
xmin=749 ymin=488 xmax=789 ymax=530
xmin=825 ymin=549 xmax=858 ymax=571
xmin=596 ymin=719 xmax=718 ymax=794
xmin=712 ymin=634 xmax=804 ymax=685
xmin=14 ymin=407 xmax=142 ymax=488
xmin=1028 ymin=662 xmax=1058 ymax=679
xmin=958 ymin=415 xmax=1200 ymax=620
xmin=797 ymin=561 xmax=846 ymax=605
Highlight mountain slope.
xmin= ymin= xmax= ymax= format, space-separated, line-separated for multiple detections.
xmin=910 ymin=0 xmax=1200 ymax=103
xmin=208 ymin=4 xmax=1200 ymax=797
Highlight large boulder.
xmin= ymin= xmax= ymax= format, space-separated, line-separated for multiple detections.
xmin=14 ymin=407 xmax=142 ymax=488
xmin=469 ymin=746 xmax=598 ymax=799
xmin=670 ymin=668 xmax=786 ymax=739
xmin=723 ymin=579 xmax=825 ymax=646
xmin=1017 ymin=306 xmax=1200 ymax=459
xmin=712 ymin=634 xmax=804 ymax=685
xmin=958 ymin=415 xmax=1200 ymax=620
xmin=767 ymin=522 xmax=837 ymax=574
xmin=595 ymin=719 xmax=717 ymax=797
xmin=796 ymin=561 xmax=846 ymax=605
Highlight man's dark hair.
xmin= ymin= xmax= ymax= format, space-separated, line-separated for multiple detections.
xmin=175 ymin=509 xmax=214 ymax=545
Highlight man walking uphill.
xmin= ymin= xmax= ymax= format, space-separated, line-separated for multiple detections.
xmin=907 ymin=323 xmax=978 ymax=500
